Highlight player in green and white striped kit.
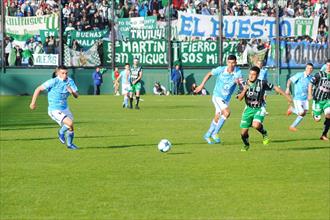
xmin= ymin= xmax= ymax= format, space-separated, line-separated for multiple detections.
xmin=128 ymin=58 xmax=143 ymax=109
xmin=237 ymin=66 xmax=292 ymax=151
xmin=308 ymin=59 xmax=330 ymax=141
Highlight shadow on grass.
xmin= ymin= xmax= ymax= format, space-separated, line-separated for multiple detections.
xmin=278 ymin=146 xmax=330 ymax=151
xmin=82 ymin=142 xmax=205 ymax=150
xmin=0 ymin=125 xmax=58 ymax=131
xmin=1 ymin=121 xmax=89 ymax=131
xmin=1 ymin=134 xmax=131 ymax=142
xmin=83 ymin=143 xmax=154 ymax=149
xmin=167 ymin=152 xmax=192 ymax=155
xmin=271 ymin=137 xmax=318 ymax=143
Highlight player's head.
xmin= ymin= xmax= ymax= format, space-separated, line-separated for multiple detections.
xmin=326 ymin=59 xmax=330 ymax=73
xmin=248 ymin=66 xmax=260 ymax=82
xmin=175 ymin=64 xmax=180 ymax=70
xmin=124 ymin=63 xmax=130 ymax=70
xmin=133 ymin=58 xmax=139 ymax=66
xmin=305 ymin=63 xmax=313 ymax=75
xmin=57 ymin=65 xmax=68 ymax=80
xmin=226 ymin=55 xmax=237 ymax=72
xmin=96 ymin=66 xmax=101 ymax=72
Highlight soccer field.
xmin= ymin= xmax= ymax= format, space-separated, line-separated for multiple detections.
xmin=1 ymin=95 xmax=329 ymax=220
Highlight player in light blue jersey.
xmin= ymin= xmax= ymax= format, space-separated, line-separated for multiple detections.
xmin=117 ymin=63 xmax=131 ymax=108
xmin=29 ymin=66 xmax=80 ymax=150
xmin=195 ymin=55 xmax=243 ymax=144
xmin=285 ymin=63 xmax=314 ymax=131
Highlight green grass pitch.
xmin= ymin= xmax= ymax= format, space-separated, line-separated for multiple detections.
xmin=1 ymin=95 xmax=329 ymax=219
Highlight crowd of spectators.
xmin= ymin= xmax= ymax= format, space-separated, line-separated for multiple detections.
xmin=3 ymin=0 xmax=329 ymax=66
xmin=4 ymin=0 xmax=60 ymax=66
xmin=5 ymin=0 xmax=60 ymax=16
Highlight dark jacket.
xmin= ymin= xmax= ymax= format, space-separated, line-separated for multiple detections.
xmin=93 ymin=71 xmax=103 ymax=86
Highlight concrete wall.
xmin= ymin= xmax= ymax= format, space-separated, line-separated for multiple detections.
xmin=0 ymin=67 xmax=310 ymax=95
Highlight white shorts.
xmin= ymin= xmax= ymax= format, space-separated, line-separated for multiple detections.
xmin=294 ymin=100 xmax=309 ymax=115
xmin=121 ymin=83 xmax=130 ymax=95
xmin=48 ymin=108 xmax=73 ymax=126
xmin=212 ymin=96 xmax=229 ymax=114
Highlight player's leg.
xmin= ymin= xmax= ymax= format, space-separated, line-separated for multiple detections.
xmin=240 ymin=107 xmax=254 ymax=150
xmin=320 ymin=104 xmax=330 ymax=141
xmin=128 ymin=85 xmax=134 ymax=109
xmin=312 ymin=100 xmax=322 ymax=122
xmin=289 ymin=100 xmax=307 ymax=131
xmin=122 ymin=84 xmax=128 ymax=108
xmin=62 ymin=109 xmax=78 ymax=149
xmin=49 ymin=110 xmax=69 ymax=144
xmin=204 ymin=112 xmax=220 ymax=144
xmin=240 ymin=128 xmax=250 ymax=151
xmin=135 ymin=83 xmax=141 ymax=109
xmin=62 ymin=117 xmax=77 ymax=149
xmin=252 ymin=108 xmax=269 ymax=145
xmin=203 ymin=96 xmax=221 ymax=144
xmin=48 ymin=109 xmax=78 ymax=149
xmin=287 ymin=101 xmax=299 ymax=116
xmin=210 ymin=97 xmax=230 ymax=143
xmin=135 ymin=91 xmax=140 ymax=109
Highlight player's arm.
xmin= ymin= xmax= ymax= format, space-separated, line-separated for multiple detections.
xmin=274 ymin=85 xmax=292 ymax=104
xmin=285 ymin=79 xmax=292 ymax=95
xmin=194 ymin=72 xmax=212 ymax=93
xmin=308 ymin=83 xmax=313 ymax=100
xmin=67 ymin=86 xmax=79 ymax=98
xmin=308 ymin=73 xmax=319 ymax=100
xmin=29 ymin=85 xmax=45 ymax=110
xmin=67 ymin=81 xmax=79 ymax=98
xmin=237 ymin=82 xmax=249 ymax=101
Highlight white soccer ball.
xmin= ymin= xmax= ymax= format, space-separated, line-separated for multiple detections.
xmin=158 ymin=139 xmax=172 ymax=153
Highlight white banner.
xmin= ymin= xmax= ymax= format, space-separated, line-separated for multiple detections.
xmin=33 ymin=54 xmax=59 ymax=66
xmin=177 ymin=12 xmax=319 ymax=39
xmin=5 ymin=14 xmax=59 ymax=36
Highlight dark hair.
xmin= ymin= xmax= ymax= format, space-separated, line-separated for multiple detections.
xmin=250 ymin=66 xmax=260 ymax=75
xmin=326 ymin=59 xmax=330 ymax=64
xmin=227 ymin=54 xmax=237 ymax=61
xmin=125 ymin=63 xmax=130 ymax=66
xmin=306 ymin=63 xmax=314 ymax=67
xmin=57 ymin=65 xmax=68 ymax=70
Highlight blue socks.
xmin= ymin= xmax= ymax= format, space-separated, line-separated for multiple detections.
xmin=59 ymin=125 xmax=69 ymax=135
xmin=212 ymin=116 xmax=227 ymax=136
xmin=66 ymin=130 xmax=74 ymax=146
xmin=205 ymin=120 xmax=217 ymax=137
xmin=291 ymin=116 xmax=304 ymax=128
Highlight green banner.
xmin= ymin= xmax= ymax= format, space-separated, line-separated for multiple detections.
xmin=173 ymin=40 xmax=242 ymax=66
xmin=66 ymin=29 xmax=109 ymax=49
xmin=40 ymin=29 xmax=59 ymax=43
xmin=103 ymin=40 xmax=244 ymax=67
xmin=103 ymin=40 xmax=168 ymax=66
xmin=117 ymin=16 xmax=157 ymax=40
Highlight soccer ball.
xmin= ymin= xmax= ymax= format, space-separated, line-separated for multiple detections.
xmin=158 ymin=139 xmax=172 ymax=153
